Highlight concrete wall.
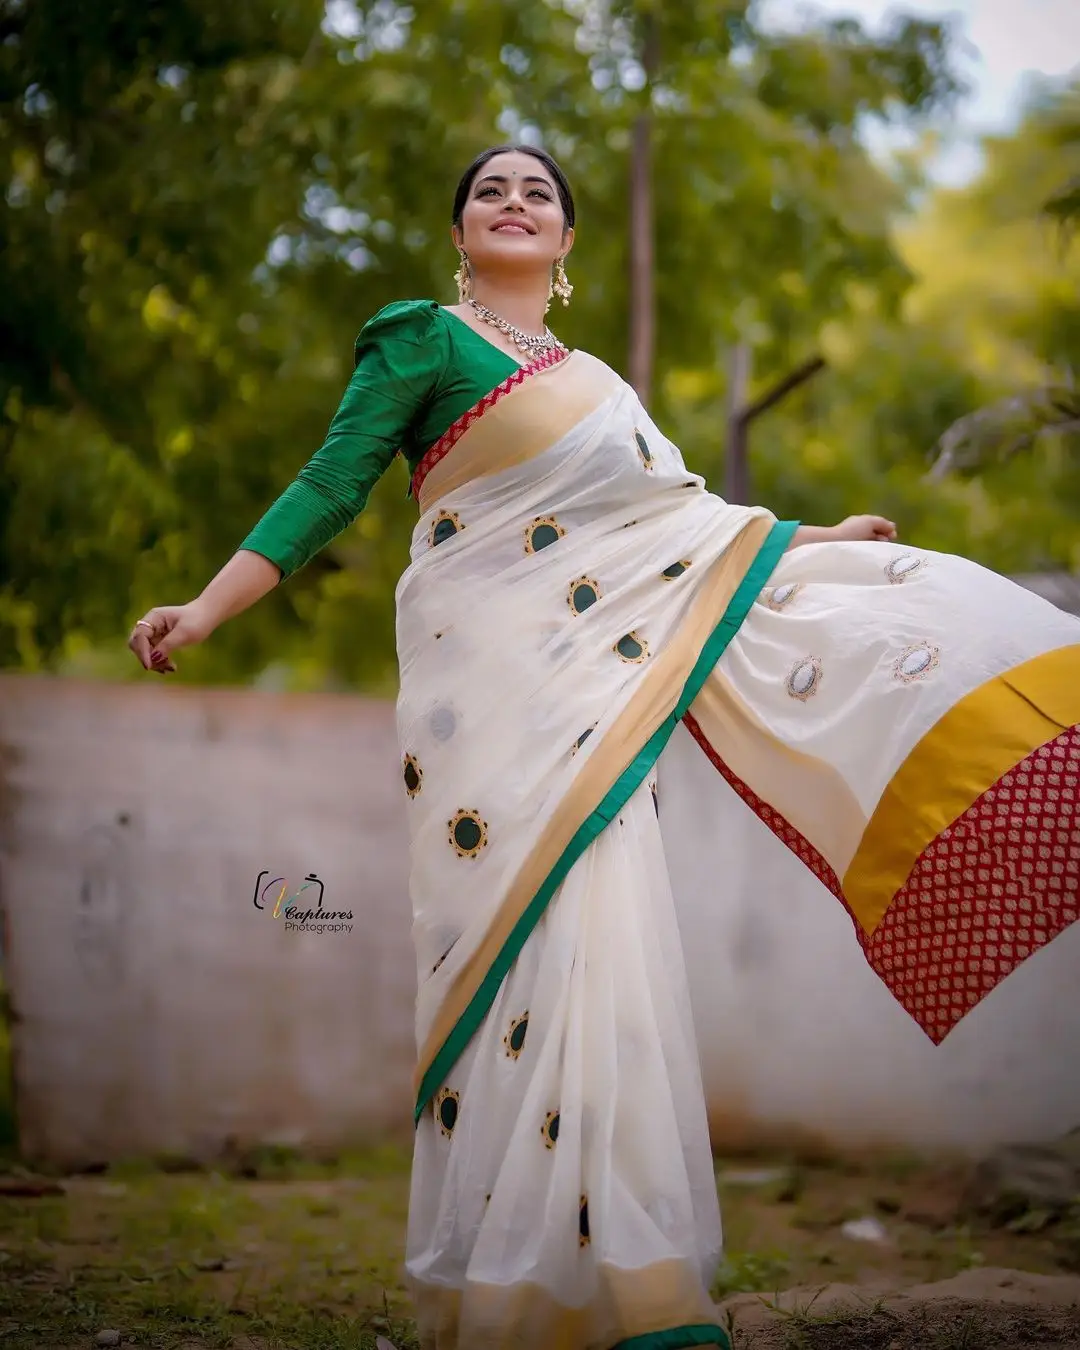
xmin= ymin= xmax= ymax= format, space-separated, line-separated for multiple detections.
xmin=0 ymin=675 xmax=415 ymax=1166
xmin=1 ymin=672 xmax=1077 ymax=1167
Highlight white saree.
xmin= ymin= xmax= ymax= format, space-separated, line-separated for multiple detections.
xmin=393 ymin=350 xmax=1080 ymax=1350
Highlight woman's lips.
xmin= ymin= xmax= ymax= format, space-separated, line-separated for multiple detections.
xmin=492 ymin=222 xmax=533 ymax=233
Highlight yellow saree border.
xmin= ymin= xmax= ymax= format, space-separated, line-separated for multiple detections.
xmin=414 ymin=516 xmax=796 ymax=1120
xmin=843 ymin=642 xmax=1080 ymax=935
xmin=417 ymin=351 xmax=621 ymax=513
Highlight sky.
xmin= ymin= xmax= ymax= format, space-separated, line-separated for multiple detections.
xmin=758 ymin=0 xmax=1080 ymax=183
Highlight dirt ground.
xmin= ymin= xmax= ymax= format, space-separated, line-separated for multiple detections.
xmin=1 ymin=1144 xmax=1079 ymax=1349
xmin=722 ymin=1268 xmax=1080 ymax=1347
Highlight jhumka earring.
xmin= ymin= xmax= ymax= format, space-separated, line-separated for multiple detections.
xmin=552 ymin=256 xmax=573 ymax=307
xmin=454 ymin=249 xmax=473 ymax=303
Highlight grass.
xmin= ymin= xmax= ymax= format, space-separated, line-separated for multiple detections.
xmin=0 ymin=981 xmax=1077 ymax=1350
xmin=0 ymin=1145 xmax=418 ymax=1350
xmin=0 ymin=1144 xmax=1077 ymax=1349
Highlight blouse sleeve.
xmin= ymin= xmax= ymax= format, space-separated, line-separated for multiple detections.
xmin=238 ymin=299 xmax=446 ymax=580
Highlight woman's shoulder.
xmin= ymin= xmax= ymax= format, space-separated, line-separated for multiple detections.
xmin=357 ymin=298 xmax=443 ymax=341
xmin=353 ymin=299 xmax=449 ymax=368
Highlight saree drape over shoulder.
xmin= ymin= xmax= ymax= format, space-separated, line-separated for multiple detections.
xmin=242 ymin=303 xmax=1080 ymax=1350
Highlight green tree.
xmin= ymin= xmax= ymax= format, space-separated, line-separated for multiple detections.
xmin=927 ymin=84 xmax=1080 ymax=479
xmin=1 ymin=0 xmax=966 ymax=690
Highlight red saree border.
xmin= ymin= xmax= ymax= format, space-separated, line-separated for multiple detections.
xmin=683 ymin=713 xmax=1080 ymax=1044
xmin=410 ymin=347 xmax=570 ymax=500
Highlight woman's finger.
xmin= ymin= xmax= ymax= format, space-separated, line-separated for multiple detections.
xmin=128 ymin=622 xmax=158 ymax=669
xmin=128 ymin=612 xmax=168 ymax=670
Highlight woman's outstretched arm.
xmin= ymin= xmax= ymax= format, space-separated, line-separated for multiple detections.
xmin=788 ymin=515 xmax=897 ymax=549
xmin=127 ymin=549 xmax=281 ymax=673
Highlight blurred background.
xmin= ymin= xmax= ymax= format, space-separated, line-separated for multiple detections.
xmin=2 ymin=0 xmax=1078 ymax=695
xmin=1 ymin=0 xmax=1079 ymax=1166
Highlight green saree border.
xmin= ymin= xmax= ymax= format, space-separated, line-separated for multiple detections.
xmin=612 ymin=1323 xmax=732 ymax=1349
xmin=414 ymin=518 xmax=799 ymax=1123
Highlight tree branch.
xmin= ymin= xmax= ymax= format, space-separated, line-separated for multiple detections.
xmin=736 ymin=355 xmax=827 ymax=427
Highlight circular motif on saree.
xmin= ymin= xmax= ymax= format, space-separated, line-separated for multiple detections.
xmin=403 ymin=753 xmax=422 ymax=798
xmin=765 ymin=581 xmax=801 ymax=611
xmin=435 ymin=1088 xmax=460 ymax=1138
xmin=579 ymin=1195 xmax=591 ymax=1247
xmin=504 ymin=1013 xmax=529 ymax=1059
xmin=894 ymin=641 xmax=940 ymax=683
xmin=542 ymin=1110 xmax=560 ymax=1150
xmin=525 ymin=516 xmax=565 ymax=554
xmin=615 ymin=631 xmax=649 ymax=664
xmin=568 ymin=577 xmax=601 ymax=615
xmin=662 ymin=560 xmax=692 ymax=580
xmin=885 ymin=553 xmax=925 ymax=584
xmin=448 ymin=809 xmax=488 ymax=858
xmin=787 ymin=655 xmax=822 ymax=701
xmin=429 ymin=510 xmax=463 ymax=548
xmin=635 ymin=430 xmax=654 ymax=470
xmin=429 ymin=704 xmax=457 ymax=742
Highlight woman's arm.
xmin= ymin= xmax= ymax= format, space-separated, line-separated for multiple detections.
xmin=128 ymin=301 xmax=446 ymax=675
xmin=193 ymin=549 xmax=282 ymax=629
xmin=788 ymin=515 xmax=897 ymax=549
xmin=128 ymin=549 xmax=282 ymax=672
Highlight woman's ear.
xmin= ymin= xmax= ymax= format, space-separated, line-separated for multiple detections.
xmin=451 ymin=224 xmax=464 ymax=250
xmin=560 ymin=226 xmax=575 ymax=256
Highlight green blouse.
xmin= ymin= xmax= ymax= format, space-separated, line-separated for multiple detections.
xmin=239 ymin=300 xmax=520 ymax=579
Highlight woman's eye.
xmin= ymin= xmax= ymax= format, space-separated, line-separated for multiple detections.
xmin=477 ymin=186 xmax=499 ymax=197
xmin=528 ymin=189 xmax=552 ymax=199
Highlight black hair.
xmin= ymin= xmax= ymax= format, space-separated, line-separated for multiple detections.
xmin=452 ymin=144 xmax=575 ymax=231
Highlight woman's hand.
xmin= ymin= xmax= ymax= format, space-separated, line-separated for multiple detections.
xmin=127 ymin=600 xmax=215 ymax=674
xmin=832 ymin=514 xmax=897 ymax=543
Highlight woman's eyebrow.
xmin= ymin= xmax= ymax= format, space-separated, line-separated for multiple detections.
xmin=475 ymin=174 xmax=554 ymax=188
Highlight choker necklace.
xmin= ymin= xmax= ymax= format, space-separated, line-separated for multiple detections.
xmin=467 ymin=299 xmax=567 ymax=361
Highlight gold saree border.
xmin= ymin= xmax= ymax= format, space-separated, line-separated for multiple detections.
xmin=408 ymin=1258 xmax=729 ymax=1350
xmin=413 ymin=517 xmax=797 ymax=1118
xmin=417 ymin=351 xmax=621 ymax=514
xmin=843 ymin=642 xmax=1080 ymax=936
xmin=689 ymin=672 xmax=867 ymax=878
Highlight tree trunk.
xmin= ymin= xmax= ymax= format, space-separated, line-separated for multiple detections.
xmin=724 ymin=341 xmax=752 ymax=504
xmin=628 ymin=13 xmax=659 ymax=405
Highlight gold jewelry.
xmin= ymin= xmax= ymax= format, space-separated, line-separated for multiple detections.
xmin=552 ymin=256 xmax=573 ymax=307
xmin=467 ymin=299 xmax=567 ymax=361
xmin=454 ymin=250 xmax=472 ymax=303
xmin=135 ymin=620 xmax=155 ymax=632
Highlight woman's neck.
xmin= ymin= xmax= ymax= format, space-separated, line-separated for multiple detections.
xmin=469 ymin=276 xmax=550 ymax=335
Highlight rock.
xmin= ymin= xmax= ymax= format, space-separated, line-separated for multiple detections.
xmin=95 ymin=1331 xmax=122 ymax=1347
xmin=718 ymin=1267 xmax=1080 ymax=1330
xmin=840 ymin=1216 xmax=889 ymax=1244
xmin=964 ymin=1142 xmax=1080 ymax=1223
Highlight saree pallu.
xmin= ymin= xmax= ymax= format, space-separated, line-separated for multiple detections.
xmin=394 ymin=351 xmax=1080 ymax=1350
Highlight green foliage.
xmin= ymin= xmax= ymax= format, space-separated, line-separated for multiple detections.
xmin=0 ymin=1 xmax=1072 ymax=690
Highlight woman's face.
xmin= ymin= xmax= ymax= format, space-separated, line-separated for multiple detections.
xmin=453 ymin=151 xmax=572 ymax=275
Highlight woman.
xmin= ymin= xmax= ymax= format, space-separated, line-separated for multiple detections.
xmin=129 ymin=146 xmax=1080 ymax=1350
